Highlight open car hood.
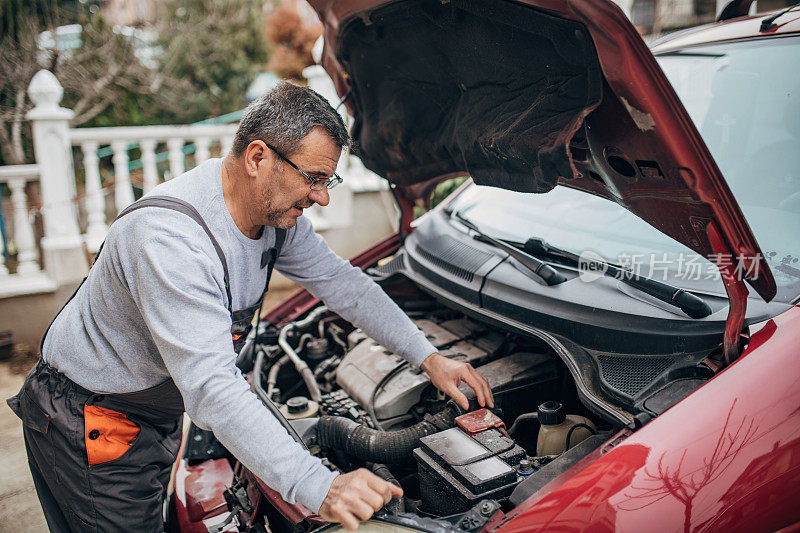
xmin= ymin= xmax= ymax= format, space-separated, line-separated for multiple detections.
xmin=308 ymin=0 xmax=776 ymax=304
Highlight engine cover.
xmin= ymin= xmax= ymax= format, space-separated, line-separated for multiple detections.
xmin=335 ymin=318 xmax=502 ymax=421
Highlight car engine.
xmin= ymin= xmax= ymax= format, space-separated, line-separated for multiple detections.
xmin=334 ymin=317 xmax=502 ymax=427
xmin=243 ymin=286 xmax=610 ymax=522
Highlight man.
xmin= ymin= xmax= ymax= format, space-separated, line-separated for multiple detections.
xmin=8 ymin=82 xmax=493 ymax=532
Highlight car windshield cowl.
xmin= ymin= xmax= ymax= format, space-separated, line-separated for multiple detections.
xmin=453 ymin=208 xmax=713 ymax=319
xmin=446 ymin=208 xmax=567 ymax=287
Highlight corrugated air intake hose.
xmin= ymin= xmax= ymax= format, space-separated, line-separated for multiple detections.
xmin=316 ymin=406 xmax=458 ymax=464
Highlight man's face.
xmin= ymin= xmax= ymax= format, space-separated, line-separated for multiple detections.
xmin=255 ymin=127 xmax=341 ymax=229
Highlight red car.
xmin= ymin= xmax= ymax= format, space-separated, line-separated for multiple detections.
xmin=170 ymin=1 xmax=800 ymax=531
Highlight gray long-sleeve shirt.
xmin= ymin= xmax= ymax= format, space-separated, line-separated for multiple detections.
xmin=42 ymin=158 xmax=437 ymax=513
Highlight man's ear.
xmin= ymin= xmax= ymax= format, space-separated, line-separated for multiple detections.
xmin=243 ymin=140 xmax=271 ymax=177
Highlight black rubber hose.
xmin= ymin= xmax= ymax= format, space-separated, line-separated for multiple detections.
xmin=371 ymin=464 xmax=405 ymax=514
xmin=316 ymin=406 xmax=458 ymax=464
xmin=564 ymin=423 xmax=596 ymax=451
xmin=508 ymin=412 xmax=538 ymax=437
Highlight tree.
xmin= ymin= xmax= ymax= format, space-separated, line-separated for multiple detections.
xmin=0 ymin=16 xmax=40 ymax=164
xmin=620 ymin=400 xmax=759 ymax=532
xmin=264 ymin=7 xmax=320 ymax=82
xmin=0 ymin=1 xmax=189 ymax=165
xmin=58 ymin=19 xmax=192 ymax=127
xmin=156 ymin=0 xmax=268 ymax=119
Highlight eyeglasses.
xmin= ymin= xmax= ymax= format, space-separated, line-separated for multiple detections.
xmin=266 ymin=143 xmax=343 ymax=191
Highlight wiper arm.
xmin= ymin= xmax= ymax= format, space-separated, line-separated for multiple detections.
xmin=447 ymin=210 xmax=566 ymax=286
xmin=524 ymin=237 xmax=713 ymax=319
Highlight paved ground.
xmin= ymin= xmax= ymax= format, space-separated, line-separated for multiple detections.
xmin=0 ymin=359 xmax=48 ymax=532
xmin=0 ymin=285 xmax=299 ymax=532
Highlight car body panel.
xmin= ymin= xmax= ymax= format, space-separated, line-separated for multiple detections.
xmin=491 ymin=305 xmax=800 ymax=532
xmin=171 ymin=445 xmax=231 ymax=532
xmin=307 ymin=0 xmax=776 ymax=303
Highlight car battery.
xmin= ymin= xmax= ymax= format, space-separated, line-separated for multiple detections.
xmin=413 ymin=425 xmax=527 ymax=516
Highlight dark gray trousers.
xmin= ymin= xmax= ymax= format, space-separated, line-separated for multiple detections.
xmin=8 ymin=361 xmax=183 ymax=532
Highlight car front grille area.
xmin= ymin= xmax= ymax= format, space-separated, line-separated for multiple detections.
xmin=415 ymin=235 xmax=493 ymax=283
xmin=596 ymin=354 xmax=675 ymax=399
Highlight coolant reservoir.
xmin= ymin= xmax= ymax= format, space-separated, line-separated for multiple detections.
xmin=279 ymin=397 xmax=320 ymax=420
xmin=536 ymin=401 xmax=596 ymax=456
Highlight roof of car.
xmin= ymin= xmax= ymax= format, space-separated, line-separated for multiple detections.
xmin=650 ymin=7 xmax=800 ymax=53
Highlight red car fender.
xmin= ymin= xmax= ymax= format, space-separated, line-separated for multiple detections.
xmin=491 ymin=306 xmax=800 ymax=533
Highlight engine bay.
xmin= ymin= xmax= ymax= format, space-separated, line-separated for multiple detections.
xmin=229 ymin=274 xmax=621 ymax=528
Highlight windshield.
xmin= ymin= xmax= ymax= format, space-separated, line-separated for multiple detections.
xmin=450 ymin=35 xmax=800 ymax=303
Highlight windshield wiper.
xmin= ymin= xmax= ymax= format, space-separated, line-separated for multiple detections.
xmin=445 ymin=209 xmax=711 ymax=317
xmin=447 ymin=209 xmax=566 ymax=286
xmin=522 ymin=237 xmax=713 ymax=319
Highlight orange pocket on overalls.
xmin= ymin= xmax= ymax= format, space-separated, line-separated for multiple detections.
xmin=83 ymin=405 xmax=141 ymax=466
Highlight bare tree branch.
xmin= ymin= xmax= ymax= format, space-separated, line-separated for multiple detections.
xmin=70 ymin=63 xmax=123 ymax=121
xmin=619 ymin=400 xmax=760 ymax=532
xmin=71 ymin=94 xmax=115 ymax=126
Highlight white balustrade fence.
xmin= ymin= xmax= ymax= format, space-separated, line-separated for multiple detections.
xmin=0 ymin=65 xmax=391 ymax=299
xmin=0 ymin=164 xmax=58 ymax=297
xmin=70 ymin=124 xmax=238 ymax=252
xmin=0 ymin=69 xmax=242 ymax=297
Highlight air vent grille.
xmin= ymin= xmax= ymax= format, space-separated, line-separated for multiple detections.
xmin=597 ymin=354 xmax=674 ymax=398
xmin=416 ymin=236 xmax=493 ymax=283
xmin=367 ymin=254 xmax=406 ymax=279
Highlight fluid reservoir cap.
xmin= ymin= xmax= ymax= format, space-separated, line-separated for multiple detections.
xmin=517 ymin=459 xmax=533 ymax=475
xmin=287 ymin=396 xmax=310 ymax=414
xmin=538 ymin=401 xmax=565 ymax=425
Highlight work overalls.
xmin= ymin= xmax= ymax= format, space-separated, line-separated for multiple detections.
xmin=7 ymin=196 xmax=286 ymax=532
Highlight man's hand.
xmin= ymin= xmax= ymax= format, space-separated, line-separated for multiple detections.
xmin=319 ymin=469 xmax=403 ymax=530
xmin=420 ymin=353 xmax=494 ymax=411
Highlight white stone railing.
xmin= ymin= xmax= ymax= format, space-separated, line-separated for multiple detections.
xmin=0 ymin=63 xmax=392 ymax=299
xmin=0 ymin=164 xmax=58 ymax=297
xmin=70 ymin=124 xmax=238 ymax=251
xmin=0 ymin=71 xmax=244 ymax=296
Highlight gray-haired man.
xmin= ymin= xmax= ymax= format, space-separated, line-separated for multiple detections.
xmin=9 ymin=81 xmax=492 ymax=531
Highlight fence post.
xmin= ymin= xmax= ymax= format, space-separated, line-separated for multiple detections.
xmin=26 ymin=70 xmax=87 ymax=284
xmin=7 ymin=177 xmax=42 ymax=275
xmin=81 ymin=141 xmax=108 ymax=253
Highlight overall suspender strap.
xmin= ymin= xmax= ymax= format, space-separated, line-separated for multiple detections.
xmin=264 ymin=228 xmax=287 ymax=296
xmin=115 ymin=196 xmax=234 ymax=312
xmin=248 ymin=227 xmax=287 ymax=352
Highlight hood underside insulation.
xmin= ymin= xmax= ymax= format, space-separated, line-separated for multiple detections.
xmin=338 ymin=0 xmax=603 ymax=192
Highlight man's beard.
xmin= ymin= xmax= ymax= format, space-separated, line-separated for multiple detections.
xmin=261 ymin=192 xmax=305 ymax=229
xmin=273 ymin=212 xmax=297 ymax=230
xmin=264 ymin=203 xmax=296 ymax=229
